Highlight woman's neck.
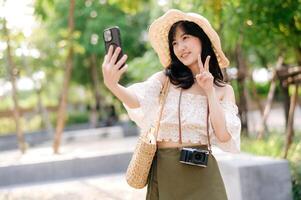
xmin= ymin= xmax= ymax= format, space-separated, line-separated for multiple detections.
xmin=189 ymin=63 xmax=200 ymax=76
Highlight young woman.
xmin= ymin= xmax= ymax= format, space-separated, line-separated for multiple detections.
xmin=102 ymin=9 xmax=241 ymax=200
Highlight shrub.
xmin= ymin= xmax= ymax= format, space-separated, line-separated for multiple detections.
xmin=66 ymin=111 xmax=89 ymax=125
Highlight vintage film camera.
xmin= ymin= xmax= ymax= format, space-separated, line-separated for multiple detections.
xmin=179 ymin=147 xmax=209 ymax=167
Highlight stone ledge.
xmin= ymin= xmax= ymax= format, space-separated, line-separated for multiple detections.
xmin=215 ymin=152 xmax=292 ymax=200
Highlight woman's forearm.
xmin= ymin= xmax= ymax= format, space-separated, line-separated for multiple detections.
xmin=207 ymin=89 xmax=231 ymax=142
xmin=107 ymin=84 xmax=140 ymax=109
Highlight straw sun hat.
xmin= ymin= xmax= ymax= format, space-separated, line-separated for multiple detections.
xmin=148 ymin=9 xmax=230 ymax=68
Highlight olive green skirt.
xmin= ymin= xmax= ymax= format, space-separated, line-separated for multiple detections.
xmin=146 ymin=145 xmax=228 ymax=200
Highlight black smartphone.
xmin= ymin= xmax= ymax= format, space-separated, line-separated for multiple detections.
xmin=103 ymin=26 xmax=125 ymax=69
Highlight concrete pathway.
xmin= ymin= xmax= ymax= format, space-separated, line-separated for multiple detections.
xmin=0 ymin=173 xmax=146 ymax=200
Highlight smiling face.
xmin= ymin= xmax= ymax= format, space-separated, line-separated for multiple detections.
xmin=171 ymin=26 xmax=202 ymax=68
xmin=166 ymin=21 xmax=225 ymax=89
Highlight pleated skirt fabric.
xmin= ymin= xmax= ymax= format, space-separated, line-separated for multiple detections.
xmin=146 ymin=145 xmax=228 ymax=200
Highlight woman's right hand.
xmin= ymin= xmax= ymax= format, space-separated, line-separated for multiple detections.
xmin=102 ymin=45 xmax=128 ymax=90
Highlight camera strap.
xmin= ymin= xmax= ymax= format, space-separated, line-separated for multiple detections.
xmin=178 ymin=88 xmax=212 ymax=154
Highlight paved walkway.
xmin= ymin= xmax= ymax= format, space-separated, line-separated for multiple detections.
xmin=0 ymin=135 xmax=292 ymax=200
xmin=0 ymin=133 xmax=142 ymax=199
xmin=0 ymin=136 xmax=137 ymax=167
xmin=0 ymin=173 xmax=146 ymax=200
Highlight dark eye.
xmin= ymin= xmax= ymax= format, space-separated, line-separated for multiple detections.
xmin=183 ymin=35 xmax=189 ymax=40
xmin=172 ymin=41 xmax=177 ymax=46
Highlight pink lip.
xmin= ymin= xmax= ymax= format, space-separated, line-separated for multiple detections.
xmin=181 ymin=52 xmax=190 ymax=58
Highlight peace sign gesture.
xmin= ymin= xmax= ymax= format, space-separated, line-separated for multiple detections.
xmin=195 ymin=55 xmax=214 ymax=96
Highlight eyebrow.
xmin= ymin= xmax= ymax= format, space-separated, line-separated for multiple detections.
xmin=173 ymin=33 xmax=187 ymax=41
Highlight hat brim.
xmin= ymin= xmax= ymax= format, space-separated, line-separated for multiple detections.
xmin=148 ymin=9 xmax=230 ymax=68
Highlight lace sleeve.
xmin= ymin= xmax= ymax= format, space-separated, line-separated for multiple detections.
xmin=211 ymin=100 xmax=241 ymax=153
xmin=122 ymin=76 xmax=162 ymax=131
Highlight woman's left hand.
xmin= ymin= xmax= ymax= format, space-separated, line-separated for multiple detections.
xmin=195 ymin=55 xmax=214 ymax=96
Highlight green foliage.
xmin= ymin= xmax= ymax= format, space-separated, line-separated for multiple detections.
xmin=242 ymin=131 xmax=301 ymax=200
xmin=17 ymin=91 xmax=38 ymax=109
xmin=34 ymin=0 xmax=150 ymax=88
xmin=225 ymin=0 xmax=301 ymax=66
xmin=34 ymin=0 xmax=55 ymax=21
xmin=0 ymin=91 xmax=41 ymax=110
xmin=1 ymin=0 xmax=300 ymax=135
xmin=0 ymin=118 xmax=15 ymax=135
xmin=107 ymin=0 xmax=150 ymax=14
xmin=24 ymin=115 xmax=43 ymax=133
xmin=0 ymin=96 xmax=13 ymax=110
xmin=0 ymin=116 xmax=42 ymax=136
xmin=241 ymin=133 xmax=284 ymax=157
xmin=254 ymin=82 xmax=270 ymax=97
xmin=125 ymin=50 xmax=162 ymax=83
xmin=66 ymin=111 xmax=89 ymax=125
xmin=48 ymin=110 xmax=89 ymax=127
xmin=246 ymin=80 xmax=283 ymax=100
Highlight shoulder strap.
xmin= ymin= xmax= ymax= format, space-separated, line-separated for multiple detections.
xmin=159 ymin=77 xmax=170 ymax=104
xmin=153 ymin=76 xmax=170 ymax=138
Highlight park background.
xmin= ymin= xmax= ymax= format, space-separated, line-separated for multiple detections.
xmin=0 ymin=0 xmax=300 ymax=199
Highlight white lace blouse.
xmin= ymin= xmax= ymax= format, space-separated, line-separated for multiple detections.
xmin=122 ymin=75 xmax=241 ymax=153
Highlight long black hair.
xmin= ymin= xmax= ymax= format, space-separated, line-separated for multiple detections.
xmin=165 ymin=20 xmax=226 ymax=89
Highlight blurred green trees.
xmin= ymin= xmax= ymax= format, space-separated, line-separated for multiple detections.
xmin=0 ymin=0 xmax=300 ymax=135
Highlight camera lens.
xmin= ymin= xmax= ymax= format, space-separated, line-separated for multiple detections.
xmin=192 ymin=152 xmax=205 ymax=164
xmin=194 ymin=153 xmax=203 ymax=161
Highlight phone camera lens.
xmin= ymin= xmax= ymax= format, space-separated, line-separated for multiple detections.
xmin=104 ymin=30 xmax=112 ymax=42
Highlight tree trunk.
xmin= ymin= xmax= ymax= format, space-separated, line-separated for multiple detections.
xmin=37 ymin=88 xmax=53 ymax=135
xmin=256 ymin=71 xmax=276 ymax=139
xmin=3 ymin=19 xmax=26 ymax=153
xmin=249 ymin=74 xmax=264 ymax=115
xmin=296 ymin=47 xmax=301 ymax=66
xmin=257 ymin=57 xmax=283 ymax=139
xmin=279 ymin=75 xmax=291 ymax=129
xmin=53 ymin=0 xmax=75 ymax=154
xmin=283 ymin=84 xmax=298 ymax=158
xmin=89 ymin=54 xmax=103 ymax=128
xmin=235 ymin=34 xmax=249 ymax=136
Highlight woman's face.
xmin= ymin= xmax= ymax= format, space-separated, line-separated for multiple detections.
xmin=172 ymin=26 xmax=202 ymax=68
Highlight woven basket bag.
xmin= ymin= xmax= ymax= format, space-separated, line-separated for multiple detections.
xmin=126 ymin=77 xmax=170 ymax=189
